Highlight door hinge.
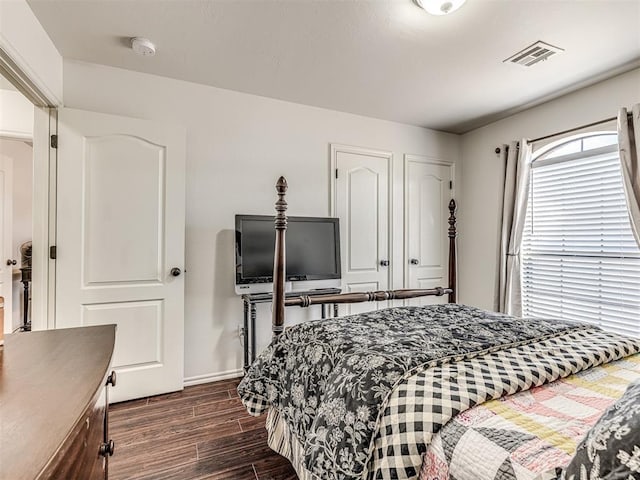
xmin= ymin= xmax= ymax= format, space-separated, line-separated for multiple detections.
xmin=449 ymin=180 xmax=453 ymax=190
xmin=335 ymin=169 xmax=339 ymax=179
xmin=50 ymin=134 xmax=58 ymax=149
xmin=49 ymin=246 xmax=57 ymax=259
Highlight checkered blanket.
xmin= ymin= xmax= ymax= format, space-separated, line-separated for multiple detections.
xmin=418 ymin=353 xmax=640 ymax=480
xmin=237 ymin=304 xmax=639 ymax=480
xmin=376 ymin=330 xmax=640 ymax=480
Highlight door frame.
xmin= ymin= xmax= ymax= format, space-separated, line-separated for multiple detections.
xmin=403 ymin=154 xmax=455 ymax=289
xmin=0 ymin=46 xmax=60 ymax=331
xmin=329 ymin=143 xmax=394 ymax=290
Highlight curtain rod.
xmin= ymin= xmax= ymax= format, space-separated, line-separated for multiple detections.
xmin=529 ymin=115 xmax=618 ymax=143
xmin=494 ymin=112 xmax=631 ymax=154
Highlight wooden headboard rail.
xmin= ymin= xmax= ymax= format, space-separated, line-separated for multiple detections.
xmin=271 ymin=176 xmax=457 ymax=338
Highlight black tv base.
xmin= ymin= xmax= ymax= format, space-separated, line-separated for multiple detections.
xmin=241 ymin=287 xmax=341 ymax=371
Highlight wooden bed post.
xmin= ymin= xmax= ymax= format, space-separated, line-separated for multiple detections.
xmin=270 ymin=176 xmax=458 ymax=326
xmin=272 ymin=176 xmax=288 ymax=338
xmin=448 ymin=199 xmax=457 ymax=303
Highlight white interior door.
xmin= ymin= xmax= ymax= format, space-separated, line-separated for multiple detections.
xmin=332 ymin=145 xmax=391 ymax=315
xmin=55 ymin=108 xmax=186 ymax=403
xmin=0 ymin=155 xmax=13 ymax=334
xmin=405 ymin=157 xmax=453 ymax=306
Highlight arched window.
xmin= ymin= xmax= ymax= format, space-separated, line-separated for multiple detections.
xmin=522 ymin=132 xmax=640 ymax=337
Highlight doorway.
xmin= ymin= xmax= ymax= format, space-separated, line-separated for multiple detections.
xmin=0 ymin=75 xmax=35 ymax=335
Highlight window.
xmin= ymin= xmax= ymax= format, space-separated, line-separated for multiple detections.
xmin=522 ymin=133 xmax=640 ymax=337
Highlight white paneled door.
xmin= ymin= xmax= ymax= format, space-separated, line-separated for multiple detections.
xmin=0 ymin=155 xmax=13 ymax=334
xmin=405 ymin=157 xmax=453 ymax=306
xmin=332 ymin=144 xmax=391 ymax=315
xmin=56 ymin=108 xmax=186 ymax=403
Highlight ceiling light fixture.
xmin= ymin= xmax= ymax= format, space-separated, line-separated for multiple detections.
xmin=414 ymin=0 xmax=466 ymax=15
xmin=130 ymin=37 xmax=156 ymax=57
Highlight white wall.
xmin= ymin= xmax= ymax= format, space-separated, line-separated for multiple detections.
xmin=0 ymin=89 xmax=33 ymax=137
xmin=62 ymin=60 xmax=460 ymax=382
xmin=0 ymin=0 xmax=63 ymax=105
xmin=459 ymin=67 xmax=640 ymax=311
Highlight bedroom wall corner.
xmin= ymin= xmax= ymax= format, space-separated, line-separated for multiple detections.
xmin=0 ymin=0 xmax=63 ymax=105
xmin=458 ymin=67 xmax=640 ymax=311
xmin=61 ymin=59 xmax=462 ymax=383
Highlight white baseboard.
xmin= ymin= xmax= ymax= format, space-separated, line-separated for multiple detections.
xmin=183 ymin=369 xmax=244 ymax=387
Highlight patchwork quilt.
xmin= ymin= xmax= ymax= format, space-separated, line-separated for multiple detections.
xmin=418 ymin=353 xmax=640 ymax=480
xmin=237 ymin=304 xmax=640 ymax=480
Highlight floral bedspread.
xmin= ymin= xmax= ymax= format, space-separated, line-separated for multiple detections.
xmin=237 ymin=304 xmax=589 ymax=479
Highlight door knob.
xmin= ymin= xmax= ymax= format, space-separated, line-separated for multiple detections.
xmin=6 ymin=259 xmax=16 ymax=266
xmin=380 ymin=260 xmax=390 ymax=267
xmin=410 ymin=258 xmax=419 ymax=265
xmin=170 ymin=267 xmax=182 ymax=277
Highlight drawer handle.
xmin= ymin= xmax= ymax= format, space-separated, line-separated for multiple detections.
xmin=106 ymin=371 xmax=117 ymax=387
xmin=99 ymin=439 xmax=115 ymax=457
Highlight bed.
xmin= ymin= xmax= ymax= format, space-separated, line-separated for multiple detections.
xmin=238 ymin=176 xmax=640 ymax=480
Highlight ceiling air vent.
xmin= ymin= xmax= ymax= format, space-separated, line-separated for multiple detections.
xmin=504 ymin=41 xmax=564 ymax=67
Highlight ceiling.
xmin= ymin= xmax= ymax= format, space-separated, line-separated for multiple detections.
xmin=27 ymin=0 xmax=640 ymax=133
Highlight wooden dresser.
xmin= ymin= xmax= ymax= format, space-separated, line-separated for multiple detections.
xmin=0 ymin=325 xmax=117 ymax=479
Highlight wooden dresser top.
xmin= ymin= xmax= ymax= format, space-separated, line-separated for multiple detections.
xmin=0 ymin=325 xmax=116 ymax=479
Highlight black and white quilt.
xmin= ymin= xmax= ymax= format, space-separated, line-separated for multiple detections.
xmin=237 ymin=304 xmax=639 ymax=480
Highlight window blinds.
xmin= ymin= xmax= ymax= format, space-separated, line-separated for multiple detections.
xmin=522 ymin=147 xmax=640 ymax=337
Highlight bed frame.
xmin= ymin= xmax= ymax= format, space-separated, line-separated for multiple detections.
xmin=271 ymin=176 xmax=457 ymax=337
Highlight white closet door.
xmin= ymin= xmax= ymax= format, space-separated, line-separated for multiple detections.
xmin=55 ymin=108 xmax=186 ymax=403
xmin=332 ymin=144 xmax=391 ymax=315
xmin=405 ymin=157 xmax=453 ymax=306
xmin=0 ymin=155 xmax=13 ymax=334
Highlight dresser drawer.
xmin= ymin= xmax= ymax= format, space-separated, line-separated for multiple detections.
xmin=40 ymin=390 xmax=107 ymax=480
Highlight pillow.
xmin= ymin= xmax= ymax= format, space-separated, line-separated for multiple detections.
xmin=562 ymin=378 xmax=640 ymax=479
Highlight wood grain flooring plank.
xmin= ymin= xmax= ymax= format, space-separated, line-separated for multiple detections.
xmin=194 ymin=397 xmax=247 ymax=416
xmin=146 ymin=389 xmax=232 ymax=408
xmin=110 ymin=437 xmax=197 ymax=469
xmin=117 ymin=414 xmax=244 ymax=447
xmin=110 ymin=444 xmax=197 ymax=480
xmin=253 ymin=456 xmax=298 ymax=480
xmin=110 ymin=397 xmax=149 ymax=412
xmin=110 ymin=405 xmax=194 ymax=431
xmin=132 ymin=445 xmax=273 ymax=480
xmin=200 ymin=465 xmax=258 ymax=480
xmin=113 ymin=390 xmax=231 ymax=419
xmin=109 ymin=380 xmax=298 ymax=480
xmin=238 ymin=414 xmax=267 ymax=433
xmin=147 ymin=379 xmax=241 ymax=405
xmin=196 ymin=427 xmax=268 ymax=460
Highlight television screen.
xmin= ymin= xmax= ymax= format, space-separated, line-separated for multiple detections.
xmin=235 ymin=215 xmax=341 ymax=284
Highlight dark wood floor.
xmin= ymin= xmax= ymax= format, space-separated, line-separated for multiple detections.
xmin=109 ymin=377 xmax=298 ymax=480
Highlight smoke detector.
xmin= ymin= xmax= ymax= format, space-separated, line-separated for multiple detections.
xmin=414 ymin=0 xmax=466 ymax=15
xmin=504 ymin=41 xmax=563 ymax=67
xmin=131 ymin=37 xmax=156 ymax=57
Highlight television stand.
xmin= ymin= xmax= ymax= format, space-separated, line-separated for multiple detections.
xmin=241 ymin=287 xmax=341 ymax=371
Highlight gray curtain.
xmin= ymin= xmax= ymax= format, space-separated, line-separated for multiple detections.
xmin=498 ymin=140 xmax=532 ymax=316
xmin=618 ymin=104 xmax=640 ymax=247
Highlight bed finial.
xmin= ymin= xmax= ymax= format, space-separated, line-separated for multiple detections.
xmin=272 ymin=176 xmax=288 ymax=338
xmin=448 ymin=199 xmax=457 ymax=303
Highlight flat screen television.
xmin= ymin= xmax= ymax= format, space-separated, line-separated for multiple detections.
xmin=235 ymin=215 xmax=341 ymax=294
